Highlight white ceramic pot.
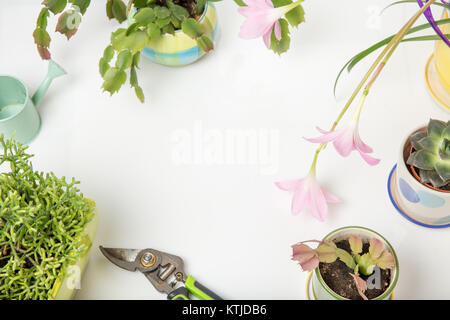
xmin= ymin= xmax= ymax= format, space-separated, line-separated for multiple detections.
xmin=49 ymin=199 xmax=98 ymax=300
xmin=311 ymin=226 xmax=399 ymax=300
xmin=393 ymin=126 xmax=450 ymax=227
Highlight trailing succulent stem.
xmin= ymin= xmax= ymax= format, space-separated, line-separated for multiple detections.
xmin=101 ymin=0 xmax=220 ymax=102
xmin=292 ymin=236 xmax=395 ymax=300
xmin=34 ymin=0 xmax=92 ymax=59
xmin=0 ymin=136 xmax=94 ymax=300
xmin=407 ymin=119 xmax=450 ymax=188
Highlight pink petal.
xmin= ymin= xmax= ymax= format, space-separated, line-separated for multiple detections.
xmin=358 ymin=149 xmax=381 ymax=166
xmin=274 ymin=20 xmax=282 ymax=40
xmin=275 ymin=179 xmax=300 ymax=191
xmin=354 ymin=129 xmax=373 ymax=154
xmin=304 ymin=127 xmax=344 ymax=144
xmin=291 ymin=185 xmax=310 ymax=215
xmin=333 ymin=126 xmax=355 ymax=157
xmin=263 ymin=28 xmax=272 ymax=49
xmin=239 ymin=17 xmax=276 ymax=39
xmin=323 ymin=189 xmax=341 ymax=203
xmin=308 ymin=181 xmax=328 ymax=221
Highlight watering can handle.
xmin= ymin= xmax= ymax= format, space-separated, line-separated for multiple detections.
xmin=31 ymin=60 xmax=67 ymax=108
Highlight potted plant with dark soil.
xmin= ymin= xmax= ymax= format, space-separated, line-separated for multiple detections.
xmin=388 ymin=119 xmax=450 ymax=228
xmin=292 ymin=226 xmax=399 ymax=300
xmin=0 ymin=136 xmax=97 ymax=300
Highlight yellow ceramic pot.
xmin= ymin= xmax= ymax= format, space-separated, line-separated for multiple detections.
xmin=49 ymin=199 xmax=98 ymax=300
xmin=425 ymin=8 xmax=450 ymax=110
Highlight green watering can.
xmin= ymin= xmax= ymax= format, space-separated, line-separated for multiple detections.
xmin=0 ymin=60 xmax=66 ymax=144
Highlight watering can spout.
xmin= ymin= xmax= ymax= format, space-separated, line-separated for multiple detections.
xmin=31 ymin=60 xmax=67 ymax=107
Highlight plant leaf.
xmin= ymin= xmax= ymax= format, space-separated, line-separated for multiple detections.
xmin=374 ymin=250 xmax=395 ymax=269
xmin=116 ymin=49 xmax=132 ymax=70
xmin=349 ymin=235 xmax=362 ymax=254
xmin=43 ymin=0 xmax=68 ymax=14
xmin=334 ymin=18 xmax=450 ymax=96
xmin=412 ymin=150 xmax=437 ymax=170
xmin=70 ymin=0 xmax=91 ymax=15
xmin=428 ymin=119 xmax=446 ymax=138
xmin=336 ymin=248 xmax=356 ymax=269
xmin=369 ymin=238 xmax=384 ymax=260
xmin=435 ymin=160 xmax=450 ymax=183
xmin=102 ymin=67 xmax=127 ymax=95
xmin=270 ymin=18 xmax=291 ymax=55
xmin=316 ymin=242 xmax=338 ymax=263
xmin=112 ymin=0 xmax=127 ymax=23
xmin=33 ymin=28 xmax=51 ymax=47
xmin=134 ymin=7 xmax=156 ymax=25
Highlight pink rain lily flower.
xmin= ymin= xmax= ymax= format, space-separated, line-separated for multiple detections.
xmin=304 ymin=120 xmax=380 ymax=166
xmin=275 ymin=174 xmax=340 ymax=221
xmin=238 ymin=0 xmax=298 ymax=49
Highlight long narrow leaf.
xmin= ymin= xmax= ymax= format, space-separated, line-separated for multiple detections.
xmin=334 ymin=18 xmax=450 ymax=96
xmin=382 ymin=0 xmax=449 ymax=14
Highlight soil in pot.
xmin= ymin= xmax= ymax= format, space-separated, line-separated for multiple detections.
xmin=319 ymin=240 xmax=391 ymax=300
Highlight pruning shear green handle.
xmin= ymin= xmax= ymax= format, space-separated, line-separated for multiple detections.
xmin=168 ymin=276 xmax=222 ymax=300
xmin=99 ymin=247 xmax=223 ymax=300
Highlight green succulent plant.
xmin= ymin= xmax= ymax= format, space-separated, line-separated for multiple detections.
xmin=0 ymin=136 xmax=94 ymax=300
xmin=407 ymin=119 xmax=450 ymax=189
xmin=34 ymin=0 xmax=222 ymax=103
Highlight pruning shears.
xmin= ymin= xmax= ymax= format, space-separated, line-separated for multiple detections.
xmin=99 ymin=246 xmax=223 ymax=300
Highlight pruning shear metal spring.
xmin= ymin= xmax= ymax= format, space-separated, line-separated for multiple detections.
xmin=100 ymin=246 xmax=223 ymax=300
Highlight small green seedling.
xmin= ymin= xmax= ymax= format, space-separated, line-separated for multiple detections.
xmin=292 ymin=235 xmax=395 ymax=300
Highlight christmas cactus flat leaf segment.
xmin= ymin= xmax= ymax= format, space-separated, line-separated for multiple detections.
xmin=34 ymin=0 xmax=92 ymax=59
xmin=407 ymin=119 xmax=450 ymax=188
xmin=0 ymin=136 xmax=95 ymax=300
xmin=100 ymin=0 xmax=221 ymax=102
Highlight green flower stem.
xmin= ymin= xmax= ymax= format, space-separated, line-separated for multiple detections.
xmin=308 ymin=0 xmax=436 ymax=174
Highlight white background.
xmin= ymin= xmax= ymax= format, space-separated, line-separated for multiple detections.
xmin=1 ymin=0 xmax=449 ymax=300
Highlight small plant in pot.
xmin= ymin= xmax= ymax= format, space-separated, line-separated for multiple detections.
xmin=0 ymin=136 xmax=97 ymax=299
xmin=389 ymin=119 xmax=450 ymax=228
xmin=292 ymin=227 xmax=399 ymax=300
xmin=34 ymin=0 xmax=307 ymax=103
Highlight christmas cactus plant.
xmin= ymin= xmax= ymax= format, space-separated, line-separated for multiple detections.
xmin=407 ymin=119 xmax=450 ymax=189
xmin=0 ymin=136 xmax=95 ymax=299
xmin=33 ymin=0 xmax=307 ymax=102
xmin=292 ymin=235 xmax=395 ymax=300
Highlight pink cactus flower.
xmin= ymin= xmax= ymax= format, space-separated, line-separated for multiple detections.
xmin=238 ymin=0 xmax=298 ymax=49
xmin=275 ymin=174 xmax=340 ymax=221
xmin=304 ymin=119 xmax=380 ymax=166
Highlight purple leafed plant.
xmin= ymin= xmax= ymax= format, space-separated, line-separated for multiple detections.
xmin=292 ymin=235 xmax=395 ymax=300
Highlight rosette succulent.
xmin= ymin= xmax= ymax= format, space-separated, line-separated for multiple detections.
xmin=407 ymin=119 xmax=450 ymax=189
xmin=292 ymin=235 xmax=395 ymax=300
